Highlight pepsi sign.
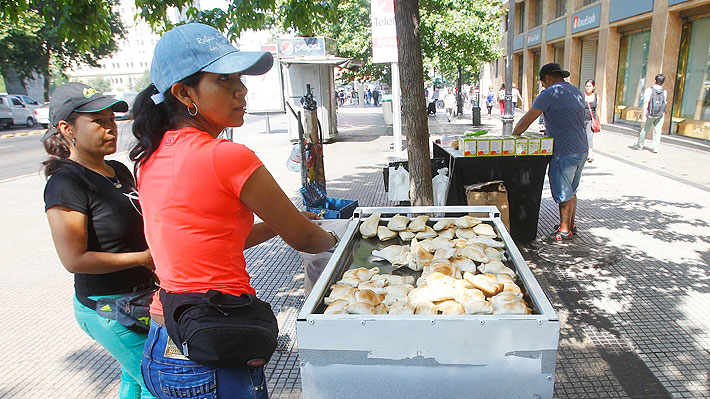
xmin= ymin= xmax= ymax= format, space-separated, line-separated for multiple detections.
xmin=276 ymin=37 xmax=336 ymax=57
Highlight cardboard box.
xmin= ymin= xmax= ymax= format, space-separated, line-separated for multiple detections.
xmin=462 ymin=139 xmax=478 ymax=156
xmin=677 ymin=121 xmax=710 ymax=140
xmin=540 ymin=138 xmax=554 ymax=155
xmin=502 ymin=138 xmax=516 ymax=156
xmin=476 ymin=139 xmax=491 ymax=156
xmin=465 ymin=181 xmax=510 ymax=230
xmin=488 ymin=138 xmax=503 ymax=156
xmin=515 ymin=138 xmax=528 ymax=155
xmin=527 ymin=138 xmax=541 ymax=155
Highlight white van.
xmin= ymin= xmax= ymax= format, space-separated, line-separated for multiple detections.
xmin=103 ymin=91 xmax=139 ymax=119
xmin=0 ymin=95 xmax=37 ymax=128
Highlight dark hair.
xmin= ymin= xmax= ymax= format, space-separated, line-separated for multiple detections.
xmin=500 ymin=84 xmax=505 ymax=89
xmin=42 ymin=112 xmax=81 ymax=178
xmin=655 ymin=74 xmax=665 ymax=85
xmin=129 ymin=73 xmax=202 ymax=172
xmin=585 ymin=79 xmax=595 ymax=86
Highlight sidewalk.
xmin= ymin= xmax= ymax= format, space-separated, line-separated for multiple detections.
xmin=0 ymin=105 xmax=708 ymax=398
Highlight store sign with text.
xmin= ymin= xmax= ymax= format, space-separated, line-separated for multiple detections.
xmin=371 ymin=0 xmax=398 ymax=63
xmin=276 ymin=37 xmax=336 ymax=58
xmin=572 ymin=4 xmax=601 ymax=34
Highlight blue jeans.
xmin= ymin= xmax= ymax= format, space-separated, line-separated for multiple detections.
xmin=548 ymin=152 xmax=587 ymax=203
xmin=74 ymin=296 xmax=156 ymax=399
xmin=142 ymin=321 xmax=269 ymax=399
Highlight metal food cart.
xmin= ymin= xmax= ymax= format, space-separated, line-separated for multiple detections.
xmin=296 ymin=206 xmax=560 ymax=399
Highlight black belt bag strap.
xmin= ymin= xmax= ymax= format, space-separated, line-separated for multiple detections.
xmin=160 ymin=289 xmax=279 ymax=369
xmin=78 ymin=287 xmax=156 ymax=334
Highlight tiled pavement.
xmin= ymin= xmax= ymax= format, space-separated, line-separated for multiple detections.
xmin=0 ymin=105 xmax=708 ymax=398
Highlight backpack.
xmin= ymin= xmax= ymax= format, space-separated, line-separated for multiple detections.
xmin=647 ymin=87 xmax=666 ymax=118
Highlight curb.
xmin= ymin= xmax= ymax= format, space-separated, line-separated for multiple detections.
xmin=603 ymin=123 xmax=710 ymax=153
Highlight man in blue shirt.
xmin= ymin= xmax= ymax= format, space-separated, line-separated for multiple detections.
xmin=513 ymin=63 xmax=589 ymax=241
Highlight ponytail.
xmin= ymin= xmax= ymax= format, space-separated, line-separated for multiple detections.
xmin=41 ymin=112 xmax=79 ymax=178
xmin=129 ymin=73 xmax=201 ymax=174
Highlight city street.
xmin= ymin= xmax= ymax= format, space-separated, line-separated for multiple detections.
xmin=1 ymin=105 xmax=709 ymax=398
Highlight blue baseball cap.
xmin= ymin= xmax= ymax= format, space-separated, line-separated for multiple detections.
xmin=150 ymin=23 xmax=274 ymax=94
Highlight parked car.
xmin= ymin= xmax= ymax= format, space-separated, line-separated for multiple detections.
xmin=8 ymin=94 xmax=43 ymax=112
xmin=103 ymin=91 xmax=138 ymax=119
xmin=34 ymin=103 xmax=49 ymax=128
xmin=0 ymin=95 xmax=37 ymax=128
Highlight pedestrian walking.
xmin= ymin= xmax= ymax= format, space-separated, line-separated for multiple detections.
xmin=583 ymin=79 xmax=598 ymax=162
xmin=130 ymin=23 xmax=339 ymax=399
xmin=511 ymin=83 xmax=523 ymax=113
xmin=366 ymin=88 xmax=372 ymax=105
xmin=372 ymin=88 xmax=380 ymax=106
xmin=634 ymin=74 xmax=667 ymax=153
xmin=40 ymin=82 xmax=157 ymax=399
xmin=486 ymin=87 xmax=495 ymax=117
xmin=498 ymin=84 xmax=506 ymax=115
xmin=444 ymin=88 xmax=457 ymax=122
xmin=512 ymin=63 xmax=588 ymax=241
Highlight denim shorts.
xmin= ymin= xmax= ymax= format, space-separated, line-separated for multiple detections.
xmin=548 ymin=152 xmax=587 ymax=203
xmin=142 ymin=321 xmax=269 ymax=399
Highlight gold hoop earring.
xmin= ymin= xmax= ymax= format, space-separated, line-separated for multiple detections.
xmin=188 ymin=102 xmax=198 ymax=117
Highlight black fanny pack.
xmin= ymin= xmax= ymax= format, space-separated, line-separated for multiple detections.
xmin=160 ymin=289 xmax=279 ymax=369
xmin=77 ymin=287 xmax=157 ymax=334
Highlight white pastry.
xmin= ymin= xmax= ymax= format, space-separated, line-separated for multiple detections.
xmin=436 ymin=300 xmax=465 ymax=315
xmin=452 ymin=238 xmax=468 ymax=249
xmin=426 ymin=263 xmax=458 ymax=279
xmin=417 ymin=238 xmax=435 ymax=253
xmin=432 ymin=218 xmax=455 ymax=231
xmin=492 ymin=301 xmax=530 ymax=315
xmin=374 ymin=303 xmax=389 ymax=314
xmin=425 ymin=272 xmax=455 ymax=302
xmin=453 ymin=287 xmax=486 ymax=305
xmin=463 ymin=272 xmax=503 ymax=296
xmin=399 ymin=229 xmax=416 ymax=241
xmin=371 ymin=245 xmax=408 ymax=264
xmin=383 ymin=284 xmax=414 ymax=297
xmin=485 ymin=247 xmax=504 ymax=261
xmin=467 ymin=236 xmax=505 ymax=248
xmin=415 ymin=225 xmax=437 ymax=240
xmin=455 ymin=228 xmax=477 ymax=240
xmin=429 ymin=236 xmax=455 ymax=251
xmin=432 ymin=247 xmax=457 ymax=261
xmin=372 ymin=274 xmax=415 ymax=286
xmin=359 ymin=212 xmax=380 ymax=238
xmin=478 ymin=260 xmax=515 ymax=277
xmin=386 ymin=214 xmax=410 ymax=232
xmin=490 ymin=292 xmax=524 ymax=311
xmin=407 ymin=285 xmax=432 ymax=304
xmin=438 ymin=227 xmax=456 ymax=239
xmin=324 ymin=299 xmax=350 ymax=314
xmin=408 ymin=215 xmax=430 ymax=232
xmin=343 ymin=267 xmax=380 ymax=281
xmin=344 ymin=302 xmax=376 ymax=314
xmin=377 ymin=225 xmax=398 ymax=241
xmin=414 ymin=301 xmax=438 ymax=315
xmin=324 ymin=286 xmax=357 ymax=305
xmin=388 ymin=302 xmax=415 ymax=315
xmin=355 ymin=289 xmax=382 ymax=307
xmin=408 ymin=238 xmax=433 ymax=271
xmin=461 ymin=246 xmax=489 ymax=263
xmin=358 ymin=279 xmax=387 ymax=295
xmin=335 ymin=276 xmax=361 ymax=287
xmin=462 ymin=299 xmax=493 ymax=315
xmin=455 ymin=215 xmax=482 ymax=228
xmin=473 ymin=223 xmax=497 ymax=238
xmin=451 ymin=257 xmax=477 ymax=274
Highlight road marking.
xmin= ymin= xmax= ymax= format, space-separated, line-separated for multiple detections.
xmin=0 ymin=172 xmax=38 ymax=183
xmin=0 ymin=145 xmax=13 ymax=149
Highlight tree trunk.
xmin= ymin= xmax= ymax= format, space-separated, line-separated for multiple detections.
xmin=456 ymin=64 xmax=463 ymax=116
xmin=394 ymin=0 xmax=433 ymax=206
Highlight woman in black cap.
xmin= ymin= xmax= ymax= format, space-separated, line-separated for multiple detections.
xmin=41 ymin=82 xmax=156 ymax=399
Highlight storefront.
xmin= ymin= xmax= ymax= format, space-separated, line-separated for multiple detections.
xmin=672 ymin=16 xmax=710 ymax=140
xmin=614 ymin=29 xmax=651 ymax=124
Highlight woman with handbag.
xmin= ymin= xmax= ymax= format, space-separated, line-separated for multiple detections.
xmin=131 ymin=23 xmax=338 ymax=399
xmin=41 ymin=83 xmax=157 ymax=399
xmin=583 ymin=79 xmax=599 ymax=162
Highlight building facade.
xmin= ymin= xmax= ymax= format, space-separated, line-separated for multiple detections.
xmin=488 ymin=0 xmax=710 ymax=141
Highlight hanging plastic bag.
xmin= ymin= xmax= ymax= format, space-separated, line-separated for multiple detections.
xmin=300 ymin=219 xmax=351 ymax=295
xmin=286 ymin=144 xmax=302 ymax=172
xmin=388 ymin=165 xmax=410 ymax=202
xmin=432 ymin=167 xmax=449 ymax=206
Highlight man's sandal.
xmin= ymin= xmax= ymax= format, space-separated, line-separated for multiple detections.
xmin=550 ymin=230 xmax=574 ymax=241
xmin=554 ymin=224 xmax=577 ymax=234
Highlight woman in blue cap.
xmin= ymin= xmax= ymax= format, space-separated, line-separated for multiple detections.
xmin=41 ymin=82 xmax=157 ymax=399
xmin=131 ymin=23 xmax=338 ymax=398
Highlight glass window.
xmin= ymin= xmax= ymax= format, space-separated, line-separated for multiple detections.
xmin=22 ymin=96 xmax=38 ymax=105
xmin=534 ymin=0 xmax=542 ymax=27
xmin=672 ymin=17 xmax=710 ymax=139
xmin=556 ymin=0 xmax=567 ymax=18
xmin=518 ymin=2 xmax=525 ymax=34
xmin=532 ymin=52 xmax=542 ymax=99
xmin=11 ymin=98 xmax=22 ymax=106
xmin=614 ymin=30 xmax=651 ymax=123
xmin=554 ymin=46 xmax=565 ymax=65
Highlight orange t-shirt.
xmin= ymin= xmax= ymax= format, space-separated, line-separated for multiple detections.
xmin=138 ymin=127 xmax=263 ymax=315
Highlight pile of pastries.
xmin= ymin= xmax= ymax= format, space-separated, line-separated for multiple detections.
xmin=323 ymin=214 xmax=531 ymax=315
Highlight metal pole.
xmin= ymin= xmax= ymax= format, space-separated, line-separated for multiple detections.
xmin=264 ymin=113 xmax=271 ymax=134
xmin=502 ymin=0 xmax=515 ymax=136
xmin=392 ymin=62 xmax=403 ymax=153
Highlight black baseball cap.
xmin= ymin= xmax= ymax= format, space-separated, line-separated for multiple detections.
xmin=539 ymin=63 xmax=570 ymax=79
xmin=40 ymin=82 xmax=129 ymax=142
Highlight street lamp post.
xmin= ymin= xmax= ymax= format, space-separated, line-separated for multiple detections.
xmin=502 ymin=0 xmax=515 ymax=136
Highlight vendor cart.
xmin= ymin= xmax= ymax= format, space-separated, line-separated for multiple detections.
xmin=296 ymin=206 xmax=560 ymax=399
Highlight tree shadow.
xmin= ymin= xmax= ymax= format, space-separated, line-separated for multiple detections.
xmin=521 ymin=194 xmax=710 ymax=398
xmin=62 ymin=347 xmax=121 ymax=397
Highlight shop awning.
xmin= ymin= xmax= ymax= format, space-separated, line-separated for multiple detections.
xmin=279 ymin=56 xmax=350 ymax=66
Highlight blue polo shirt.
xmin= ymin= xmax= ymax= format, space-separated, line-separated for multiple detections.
xmin=532 ymin=82 xmax=588 ymax=156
